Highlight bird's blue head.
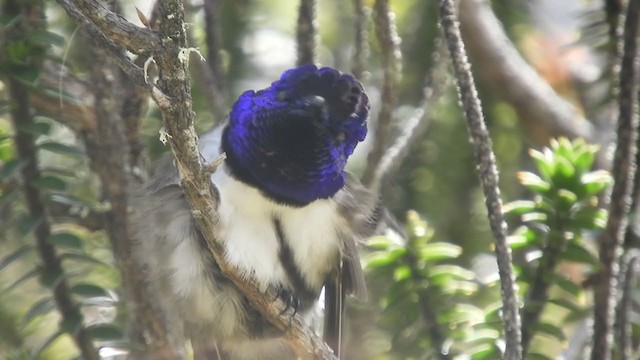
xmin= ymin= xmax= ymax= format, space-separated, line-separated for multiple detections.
xmin=221 ymin=64 xmax=370 ymax=206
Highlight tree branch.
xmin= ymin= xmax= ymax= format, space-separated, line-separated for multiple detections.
xmin=437 ymin=0 xmax=522 ymax=359
xmin=592 ymin=0 xmax=640 ymax=358
xmin=368 ymin=39 xmax=448 ymax=196
xmin=350 ymin=0 xmax=369 ymax=79
xmin=616 ymin=254 xmax=639 ymax=360
xmin=361 ymin=0 xmax=402 ymax=187
xmin=458 ymin=0 xmax=594 ymax=147
xmin=55 ymin=0 xmax=161 ymax=54
xmin=148 ymin=1 xmax=337 ymax=358
xmin=296 ymin=0 xmax=318 ymax=66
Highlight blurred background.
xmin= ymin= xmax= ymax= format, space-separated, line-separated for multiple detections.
xmin=0 ymin=0 xmax=629 ymax=359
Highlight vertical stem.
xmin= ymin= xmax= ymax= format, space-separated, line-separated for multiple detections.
xmin=436 ymin=0 xmax=522 ymax=358
xmin=592 ymin=0 xmax=640 ymax=358
xmin=296 ymin=0 xmax=318 ymax=66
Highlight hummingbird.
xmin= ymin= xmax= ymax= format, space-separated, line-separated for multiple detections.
xmin=133 ymin=64 xmax=385 ymax=359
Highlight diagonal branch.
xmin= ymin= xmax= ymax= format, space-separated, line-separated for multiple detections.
xmin=149 ymin=1 xmax=336 ymax=359
xmin=368 ymin=39 xmax=448 ymax=196
xmin=592 ymin=0 xmax=640 ymax=358
xmin=437 ymin=0 xmax=522 ymax=359
xmin=458 ymin=0 xmax=593 ymax=147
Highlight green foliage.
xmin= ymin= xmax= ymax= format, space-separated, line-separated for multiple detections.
xmin=505 ymin=138 xmax=611 ymax=353
xmin=365 ymin=211 xmax=485 ymax=359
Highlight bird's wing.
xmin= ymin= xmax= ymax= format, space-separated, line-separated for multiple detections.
xmin=324 ymin=173 xmax=394 ymax=356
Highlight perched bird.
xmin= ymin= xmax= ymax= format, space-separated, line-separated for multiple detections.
xmin=133 ymin=64 xmax=385 ymax=359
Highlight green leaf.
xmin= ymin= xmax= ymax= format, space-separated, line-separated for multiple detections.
xmin=534 ymin=322 xmax=566 ymax=341
xmin=0 ymin=159 xmax=27 ymax=180
xmin=0 ymin=245 xmax=34 ymax=272
xmin=17 ymin=120 xmax=51 ymax=136
xmin=60 ymin=252 xmax=110 ymax=267
xmin=30 ymin=330 xmax=63 ymax=359
xmin=48 ymin=232 xmax=84 ymax=250
xmin=16 ymin=215 xmax=42 ymax=236
xmin=365 ymin=248 xmax=406 ymax=269
xmin=527 ymin=353 xmax=554 ymax=360
xmin=517 ymin=172 xmax=551 ymax=193
xmin=31 ymin=30 xmax=66 ymax=47
xmin=393 ymin=265 xmax=411 ymax=281
xmin=2 ymin=267 xmax=39 ymax=294
xmin=502 ymin=200 xmax=536 ymax=215
xmin=12 ymin=67 xmax=39 ymax=85
xmin=554 ymin=156 xmax=575 ymax=180
xmin=23 ymin=297 xmax=55 ymax=324
xmin=418 ymin=242 xmax=462 ymax=261
xmin=39 ymin=268 xmax=65 ymax=289
xmin=32 ymin=175 xmax=67 ymax=191
xmin=70 ymin=283 xmax=109 ymax=298
xmin=38 ymin=141 xmax=83 ymax=157
xmin=367 ymin=236 xmax=392 ymax=250
xmin=529 ymin=149 xmax=553 ymax=180
xmin=581 ymin=170 xmax=612 ymax=196
xmin=573 ymin=148 xmax=596 ymax=174
xmin=87 ymin=323 xmax=123 ymax=341
xmin=429 ymin=264 xmax=476 ymax=281
xmin=559 ymin=241 xmax=599 ymax=266
xmin=59 ymin=313 xmax=84 ymax=335
xmin=553 ymin=274 xmax=582 ymax=297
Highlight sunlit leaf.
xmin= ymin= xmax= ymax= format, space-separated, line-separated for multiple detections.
xmin=517 ymin=172 xmax=551 ymax=193
xmin=0 ymin=245 xmax=34 ymax=272
xmin=419 ymin=242 xmax=462 ymax=261
xmin=23 ymin=297 xmax=55 ymax=324
xmin=60 ymin=252 xmax=110 ymax=267
xmin=0 ymin=159 xmax=27 ymax=180
xmin=502 ymin=200 xmax=536 ymax=215
xmin=33 ymin=175 xmax=67 ymax=191
xmin=38 ymin=141 xmax=83 ymax=157
xmin=30 ymin=329 xmax=63 ymax=359
xmin=16 ymin=215 xmax=41 ymax=236
xmin=534 ymin=322 xmax=566 ymax=341
xmin=48 ymin=232 xmax=84 ymax=250
xmin=2 ymin=267 xmax=39 ymax=294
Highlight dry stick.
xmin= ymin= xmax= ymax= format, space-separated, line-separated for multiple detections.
xmin=361 ymin=0 xmax=402 ymax=187
xmin=296 ymin=0 xmax=318 ymax=66
xmin=616 ymin=255 xmax=640 ymax=360
xmin=436 ymin=1 xmax=522 ymax=359
xmin=150 ymin=1 xmax=336 ymax=359
xmin=368 ymin=39 xmax=448 ymax=197
xmin=202 ymin=0 xmax=229 ymax=122
xmin=351 ymin=0 xmax=369 ymax=79
xmin=592 ymin=0 xmax=640 ymax=358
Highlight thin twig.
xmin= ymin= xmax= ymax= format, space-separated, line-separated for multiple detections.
xmin=436 ymin=0 xmax=522 ymax=359
xmin=296 ymin=0 xmax=318 ymax=65
xmin=351 ymin=0 xmax=369 ymax=79
xmin=616 ymin=254 xmax=639 ymax=360
xmin=361 ymin=0 xmax=402 ymax=187
xmin=368 ymin=38 xmax=448 ymax=196
xmin=592 ymin=0 xmax=640 ymax=358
